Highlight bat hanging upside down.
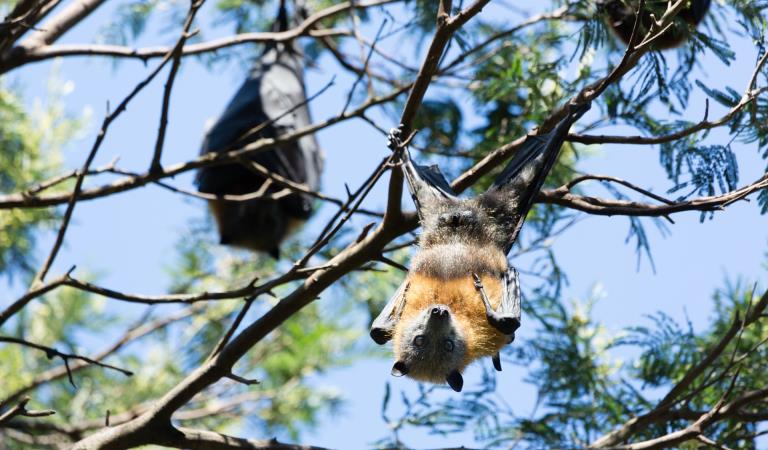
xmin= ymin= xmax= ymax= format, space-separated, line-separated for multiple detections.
xmin=195 ymin=7 xmax=322 ymax=259
xmin=370 ymin=101 xmax=591 ymax=392
xmin=600 ymin=0 xmax=711 ymax=50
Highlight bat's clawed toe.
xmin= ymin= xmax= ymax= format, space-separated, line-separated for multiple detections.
xmin=387 ymin=124 xmax=405 ymax=151
xmin=492 ymin=353 xmax=502 ymax=371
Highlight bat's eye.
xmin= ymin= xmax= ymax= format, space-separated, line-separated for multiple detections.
xmin=443 ymin=339 xmax=455 ymax=352
xmin=413 ymin=335 xmax=426 ymax=347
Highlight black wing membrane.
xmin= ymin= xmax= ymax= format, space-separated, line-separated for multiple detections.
xmin=370 ymin=279 xmax=409 ymax=345
xmin=485 ymin=102 xmax=591 ymax=253
xmin=401 ymin=147 xmax=458 ymax=221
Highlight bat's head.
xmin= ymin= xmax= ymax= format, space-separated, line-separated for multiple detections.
xmin=392 ymin=304 xmax=467 ymax=392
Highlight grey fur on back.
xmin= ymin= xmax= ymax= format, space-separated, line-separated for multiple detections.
xmin=412 ymin=198 xmax=510 ymax=279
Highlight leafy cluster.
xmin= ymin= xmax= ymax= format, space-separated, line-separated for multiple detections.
xmin=0 ymin=72 xmax=88 ymax=279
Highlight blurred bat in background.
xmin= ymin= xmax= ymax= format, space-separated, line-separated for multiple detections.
xmin=600 ymin=0 xmax=711 ymax=50
xmin=195 ymin=3 xmax=323 ymax=258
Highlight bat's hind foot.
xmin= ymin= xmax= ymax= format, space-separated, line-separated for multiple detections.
xmin=387 ymin=124 xmax=405 ymax=151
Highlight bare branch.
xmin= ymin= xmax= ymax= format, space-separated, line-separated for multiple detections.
xmin=0 ymin=85 xmax=410 ymax=210
xmin=109 ymin=164 xmax=384 ymax=217
xmin=0 ymin=397 xmax=55 ymax=427
xmin=0 ymin=267 xmax=73 ymax=328
xmin=540 ymin=173 xmax=768 ymax=218
xmin=0 ymin=336 xmax=134 ymax=384
xmin=19 ymin=0 xmax=106 ymax=48
xmin=564 ymin=174 xmax=676 ymax=205
xmin=569 ymin=87 xmax=768 ymax=146
xmin=165 ymin=428 xmax=334 ymax=450
xmin=25 ymin=0 xmax=204 ymax=297
xmin=149 ymin=19 xmax=201 ymax=173
xmin=2 ymin=0 xmax=400 ymax=71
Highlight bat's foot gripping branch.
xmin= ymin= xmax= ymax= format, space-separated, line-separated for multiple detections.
xmin=387 ymin=124 xmax=406 ymax=152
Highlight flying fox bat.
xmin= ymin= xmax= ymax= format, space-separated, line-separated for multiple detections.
xmin=370 ymin=101 xmax=591 ymax=392
xmin=600 ymin=0 xmax=711 ymax=50
xmin=195 ymin=6 xmax=323 ymax=259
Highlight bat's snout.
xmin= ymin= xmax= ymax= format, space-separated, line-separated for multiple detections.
xmin=428 ymin=305 xmax=451 ymax=321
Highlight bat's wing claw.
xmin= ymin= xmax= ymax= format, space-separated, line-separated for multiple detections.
xmin=492 ymin=353 xmax=502 ymax=371
xmin=370 ymin=327 xmax=392 ymax=345
xmin=474 ymin=269 xmax=522 ymax=337
xmin=370 ymin=280 xmax=409 ymax=345
xmin=486 ymin=312 xmax=521 ymax=335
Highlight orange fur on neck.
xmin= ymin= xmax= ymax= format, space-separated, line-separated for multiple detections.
xmin=393 ymin=273 xmax=509 ymax=373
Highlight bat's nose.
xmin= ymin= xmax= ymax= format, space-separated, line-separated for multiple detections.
xmin=430 ymin=305 xmax=450 ymax=318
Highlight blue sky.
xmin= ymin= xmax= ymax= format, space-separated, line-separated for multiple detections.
xmin=3 ymin=1 xmax=767 ymax=448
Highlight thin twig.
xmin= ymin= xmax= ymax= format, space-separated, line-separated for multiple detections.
xmin=25 ymin=0 xmax=204 ymax=294
xmin=0 ymin=397 xmax=55 ymax=426
xmin=0 ymin=336 xmax=133 ymax=386
xmin=149 ymin=13 xmax=202 ymax=173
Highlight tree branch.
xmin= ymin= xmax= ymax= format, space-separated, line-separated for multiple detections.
xmin=1 ymin=0 xmax=400 ymax=72
xmin=0 ymin=336 xmax=133 ymax=386
xmin=163 ymin=427 xmax=333 ymax=450
xmin=590 ymin=289 xmax=768 ymax=448
xmin=13 ymin=2 xmax=202 ymax=329
xmin=539 ymin=172 xmax=768 ymax=218
xmin=0 ymin=85 xmax=410 ymax=210
xmin=19 ymin=0 xmax=107 ymax=48
xmin=0 ymin=397 xmax=55 ymax=427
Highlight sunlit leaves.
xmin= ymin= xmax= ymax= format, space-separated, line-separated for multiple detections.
xmin=0 ymin=68 xmax=88 ymax=279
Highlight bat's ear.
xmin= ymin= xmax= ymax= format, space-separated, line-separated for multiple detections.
xmin=446 ymin=370 xmax=463 ymax=392
xmin=492 ymin=353 xmax=502 ymax=372
xmin=391 ymin=361 xmax=409 ymax=377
